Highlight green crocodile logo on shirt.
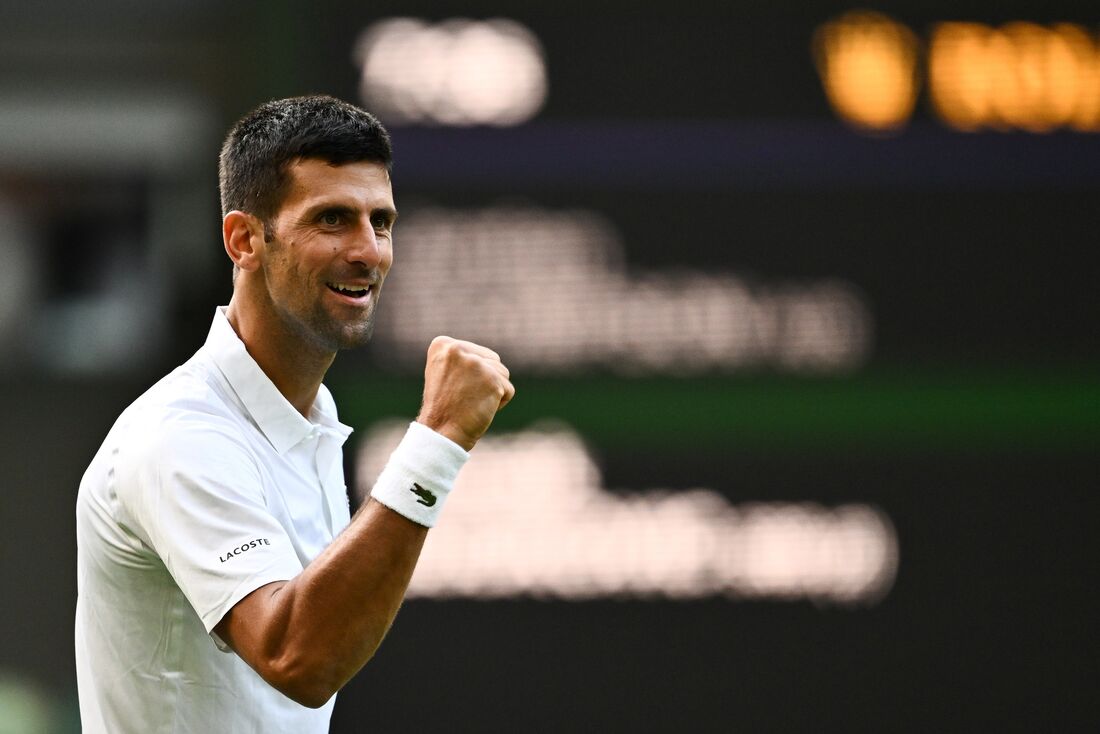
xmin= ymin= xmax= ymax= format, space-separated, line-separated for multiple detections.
xmin=411 ymin=482 xmax=437 ymax=507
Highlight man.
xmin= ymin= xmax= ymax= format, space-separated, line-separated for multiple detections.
xmin=75 ymin=95 xmax=514 ymax=733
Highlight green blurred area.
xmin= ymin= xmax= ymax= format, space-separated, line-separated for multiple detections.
xmin=329 ymin=367 xmax=1100 ymax=453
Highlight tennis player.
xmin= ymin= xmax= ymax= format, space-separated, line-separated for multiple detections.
xmin=74 ymin=95 xmax=513 ymax=733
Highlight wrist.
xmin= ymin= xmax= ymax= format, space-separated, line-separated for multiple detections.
xmin=414 ymin=414 xmax=477 ymax=451
xmin=369 ymin=422 xmax=469 ymax=527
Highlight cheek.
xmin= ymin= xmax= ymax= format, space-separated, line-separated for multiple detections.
xmin=276 ymin=252 xmax=313 ymax=291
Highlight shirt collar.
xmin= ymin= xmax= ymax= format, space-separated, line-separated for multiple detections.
xmin=203 ymin=307 xmax=352 ymax=454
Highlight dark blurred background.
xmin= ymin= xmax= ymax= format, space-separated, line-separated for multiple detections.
xmin=1 ymin=1 xmax=1098 ymax=731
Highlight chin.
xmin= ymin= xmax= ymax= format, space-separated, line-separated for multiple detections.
xmin=296 ymin=300 xmax=378 ymax=351
xmin=332 ymin=320 xmax=376 ymax=350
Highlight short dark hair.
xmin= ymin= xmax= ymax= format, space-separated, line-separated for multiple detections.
xmin=218 ymin=95 xmax=392 ymax=232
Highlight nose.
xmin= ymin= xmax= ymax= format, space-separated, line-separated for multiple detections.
xmin=346 ymin=224 xmax=383 ymax=268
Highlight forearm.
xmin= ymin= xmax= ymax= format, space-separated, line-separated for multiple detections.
xmin=265 ymin=499 xmax=427 ymax=704
xmin=221 ymin=499 xmax=426 ymax=707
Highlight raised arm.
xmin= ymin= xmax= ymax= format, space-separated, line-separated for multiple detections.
xmin=214 ymin=337 xmax=514 ymax=707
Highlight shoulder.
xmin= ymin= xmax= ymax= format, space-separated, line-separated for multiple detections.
xmin=115 ymin=358 xmax=259 ymax=485
xmin=124 ymin=354 xmax=242 ymax=436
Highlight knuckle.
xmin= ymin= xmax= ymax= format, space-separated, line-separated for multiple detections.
xmin=430 ymin=338 xmax=465 ymax=364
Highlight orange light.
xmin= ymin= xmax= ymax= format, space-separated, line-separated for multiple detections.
xmin=929 ymin=23 xmax=999 ymax=130
xmin=1054 ymin=24 xmax=1100 ymax=131
xmin=813 ymin=11 xmax=920 ymax=132
xmin=816 ymin=14 xmax=1100 ymax=133
xmin=929 ymin=20 xmax=1100 ymax=132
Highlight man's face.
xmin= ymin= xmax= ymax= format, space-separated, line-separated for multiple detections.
xmin=260 ymin=157 xmax=396 ymax=353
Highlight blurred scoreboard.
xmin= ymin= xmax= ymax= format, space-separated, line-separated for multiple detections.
xmin=314 ymin=6 xmax=1099 ymax=732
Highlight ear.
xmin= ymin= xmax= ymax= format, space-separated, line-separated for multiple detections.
xmin=223 ymin=211 xmax=266 ymax=273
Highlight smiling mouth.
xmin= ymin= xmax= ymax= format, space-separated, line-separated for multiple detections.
xmin=326 ymin=282 xmax=372 ymax=300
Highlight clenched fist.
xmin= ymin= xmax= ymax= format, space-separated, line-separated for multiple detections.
xmin=416 ymin=336 xmax=515 ymax=451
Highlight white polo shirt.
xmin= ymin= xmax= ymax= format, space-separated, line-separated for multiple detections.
xmin=75 ymin=307 xmax=354 ymax=733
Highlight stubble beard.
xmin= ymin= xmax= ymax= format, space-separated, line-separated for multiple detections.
xmin=293 ymin=291 xmax=381 ymax=353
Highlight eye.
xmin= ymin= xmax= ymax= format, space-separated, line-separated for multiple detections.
xmin=371 ymin=213 xmax=392 ymax=231
xmin=320 ymin=211 xmax=343 ymax=226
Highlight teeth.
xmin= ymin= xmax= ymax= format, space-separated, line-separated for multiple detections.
xmin=329 ymin=283 xmax=369 ymax=293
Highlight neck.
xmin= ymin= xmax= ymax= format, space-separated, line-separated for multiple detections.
xmin=225 ymin=294 xmax=336 ymax=419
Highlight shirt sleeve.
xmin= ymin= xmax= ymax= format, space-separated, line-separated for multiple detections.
xmin=115 ymin=409 xmax=305 ymax=636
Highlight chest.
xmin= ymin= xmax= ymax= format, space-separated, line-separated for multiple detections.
xmin=250 ymin=431 xmax=352 ymax=564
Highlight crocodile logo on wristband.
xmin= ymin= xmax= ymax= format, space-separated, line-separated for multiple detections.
xmin=410 ymin=482 xmax=437 ymax=507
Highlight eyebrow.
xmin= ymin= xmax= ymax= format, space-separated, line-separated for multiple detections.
xmin=300 ymin=202 xmax=398 ymax=223
xmin=373 ymin=206 xmax=399 ymax=223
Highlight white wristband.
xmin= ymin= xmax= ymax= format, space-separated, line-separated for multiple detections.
xmin=369 ymin=422 xmax=469 ymax=527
